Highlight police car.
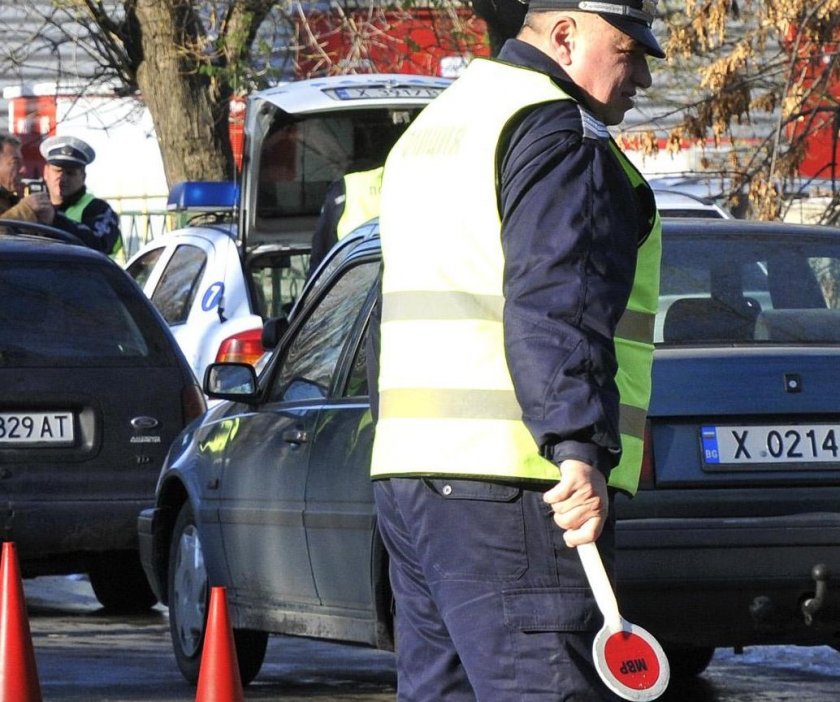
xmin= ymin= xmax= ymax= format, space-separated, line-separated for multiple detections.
xmin=125 ymin=181 xmax=308 ymax=386
xmin=125 ymin=74 xmax=451 ymax=385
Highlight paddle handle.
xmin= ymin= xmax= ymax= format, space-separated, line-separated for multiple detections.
xmin=577 ymin=541 xmax=623 ymax=632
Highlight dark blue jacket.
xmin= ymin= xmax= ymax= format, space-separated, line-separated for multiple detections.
xmin=52 ymin=187 xmax=122 ymax=255
xmin=496 ymin=40 xmax=655 ymax=474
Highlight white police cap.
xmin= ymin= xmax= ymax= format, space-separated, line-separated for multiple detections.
xmin=40 ymin=135 xmax=96 ymax=168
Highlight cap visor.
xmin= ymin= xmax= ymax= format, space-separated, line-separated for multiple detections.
xmin=603 ymin=16 xmax=665 ymax=58
xmin=48 ymin=158 xmax=86 ymax=168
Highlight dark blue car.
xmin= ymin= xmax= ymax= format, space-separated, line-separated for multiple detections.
xmin=0 ymin=220 xmax=205 ymax=613
xmin=139 ymin=217 xmax=840 ymax=686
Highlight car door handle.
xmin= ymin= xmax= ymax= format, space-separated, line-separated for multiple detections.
xmin=281 ymin=428 xmax=310 ymax=445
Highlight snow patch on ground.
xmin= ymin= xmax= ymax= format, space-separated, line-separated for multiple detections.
xmin=713 ymin=645 xmax=840 ymax=678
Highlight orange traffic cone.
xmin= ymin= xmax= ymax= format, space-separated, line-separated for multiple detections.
xmin=195 ymin=586 xmax=244 ymax=702
xmin=0 ymin=542 xmax=42 ymax=702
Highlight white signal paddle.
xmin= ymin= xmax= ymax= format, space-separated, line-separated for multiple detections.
xmin=577 ymin=541 xmax=670 ymax=701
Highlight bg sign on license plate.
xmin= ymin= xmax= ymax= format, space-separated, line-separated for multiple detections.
xmin=702 ymin=424 xmax=840 ymax=466
xmin=0 ymin=412 xmax=74 ymax=445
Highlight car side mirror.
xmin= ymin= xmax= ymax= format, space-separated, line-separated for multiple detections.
xmin=204 ymin=362 xmax=258 ymax=400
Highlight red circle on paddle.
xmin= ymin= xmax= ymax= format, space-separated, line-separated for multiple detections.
xmin=604 ymin=630 xmax=662 ymax=690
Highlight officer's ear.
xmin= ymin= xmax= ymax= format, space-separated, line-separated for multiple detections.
xmin=548 ymin=15 xmax=576 ymax=67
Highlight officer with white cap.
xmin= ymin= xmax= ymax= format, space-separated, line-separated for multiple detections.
xmin=40 ymin=135 xmax=96 ymax=170
xmin=40 ymin=135 xmax=122 ymax=256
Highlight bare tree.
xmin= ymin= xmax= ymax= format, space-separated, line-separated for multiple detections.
xmin=0 ymin=1 xmax=287 ymax=184
xmin=131 ymin=0 xmax=281 ymax=183
xmin=4 ymin=0 xmax=838 ymax=223
xmin=0 ymin=1 xmax=487 ymax=186
xmin=624 ymin=0 xmax=840 ymax=223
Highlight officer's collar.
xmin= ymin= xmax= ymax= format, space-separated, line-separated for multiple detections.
xmin=58 ymin=185 xmax=88 ymax=210
xmin=496 ymin=39 xmax=591 ymax=107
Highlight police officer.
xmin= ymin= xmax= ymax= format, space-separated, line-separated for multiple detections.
xmin=40 ymin=135 xmax=122 ymax=255
xmin=308 ymin=166 xmax=384 ymax=277
xmin=370 ymin=1 xmax=664 ymax=699
xmin=308 ymin=121 xmax=412 ymax=278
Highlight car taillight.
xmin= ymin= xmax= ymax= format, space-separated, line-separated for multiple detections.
xmin=182 ymin=384 xmax=207 ymax=424
xmin=215 ymin=328 xmax=265 ymax=366
xmin=637 ymin=421 xmax=655 ymax=490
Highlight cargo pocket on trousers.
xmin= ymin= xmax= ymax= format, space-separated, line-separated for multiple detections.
xmin=502 ymin=588 xmax=602 ymax=695
xmin=502 ymin=587 xmax=599 ymax=633
xmin=424 ymin=478 xmax=527 ymax=581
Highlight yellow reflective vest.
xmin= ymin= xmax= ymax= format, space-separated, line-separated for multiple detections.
xmin=64 ymin=191 xmax=95 ymax=223
xmin=65 ymin=191 xmax=123 ymax=258
xmin=610 ymin=143 xmax=662 ymax=493
xmin=336 ymin=167 xmax=384 ymax=240
xmin=371 ymin=58 xmax=661 ymax=494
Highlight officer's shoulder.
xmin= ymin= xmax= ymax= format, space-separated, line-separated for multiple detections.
xmin=87 ymin=197 xmax=119 ymax=217
xmin=518 ymin=100 xmax=609 ymax=142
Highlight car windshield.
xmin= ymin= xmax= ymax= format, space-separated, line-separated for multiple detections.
xmin=0 ymin=261 xmax=173 ymax=367
xmin=657 ymin=231 xmax=840 ymax=345
xmin=255 ymin=108 xmax=419 ymax=220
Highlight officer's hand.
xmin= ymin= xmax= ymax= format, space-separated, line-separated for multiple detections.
xmin=24 ymin=192 xmax=55 ymax=225
xmin=543 ymin=460 xmax=609 ymax=548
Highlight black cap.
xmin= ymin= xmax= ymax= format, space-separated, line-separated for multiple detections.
xmin=526 ymin=0 xmax=665 ymax=58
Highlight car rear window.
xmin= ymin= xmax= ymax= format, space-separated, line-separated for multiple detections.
xmin=255 ymin=108 xmax=420 ymax=220
xmin=151 ymin=244 xmax=207 ymax=325
xmin=125 ymin=246 xmax=165 ymax=289
xmin=657 ymin=232 xmax=840 ymax=345
xmin=0 ymin=261 xmax=175 ymax=367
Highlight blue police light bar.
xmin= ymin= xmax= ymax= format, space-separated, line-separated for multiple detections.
xmin=167 ymin=181 xmax=239 ymax=212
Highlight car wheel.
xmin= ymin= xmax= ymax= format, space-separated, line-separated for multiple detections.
xmin=662 ymin=643 xmax=715 ymax=678
xmin=167 ymin=502 xmax=268 ymax=686
xmin=88 ymin=551 xmax=157 ymax=613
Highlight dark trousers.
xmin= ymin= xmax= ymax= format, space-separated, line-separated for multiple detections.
xmin=374 ymin=477 xmax=621 ymax=702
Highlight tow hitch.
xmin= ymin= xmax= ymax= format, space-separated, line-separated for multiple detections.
xmin=801 ymin=564 xmax=830 ymax=626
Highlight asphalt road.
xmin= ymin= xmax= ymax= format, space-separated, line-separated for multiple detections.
xmin=18 ymin=575 xmax=840 ymax=701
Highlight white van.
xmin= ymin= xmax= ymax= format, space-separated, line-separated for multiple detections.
xmin=125 ymin=74 xmax=450 ymax=385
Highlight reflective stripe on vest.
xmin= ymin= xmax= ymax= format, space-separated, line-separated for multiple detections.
xmin=64 ymin=191 xmax=95 ymax=223
xmin=336 ymin=167 xmax=384 ymax=240
xmin=372 ymin=58 xmax=659 ymax=491
xmin=609 ymin=142 xmax=662 ymax=493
